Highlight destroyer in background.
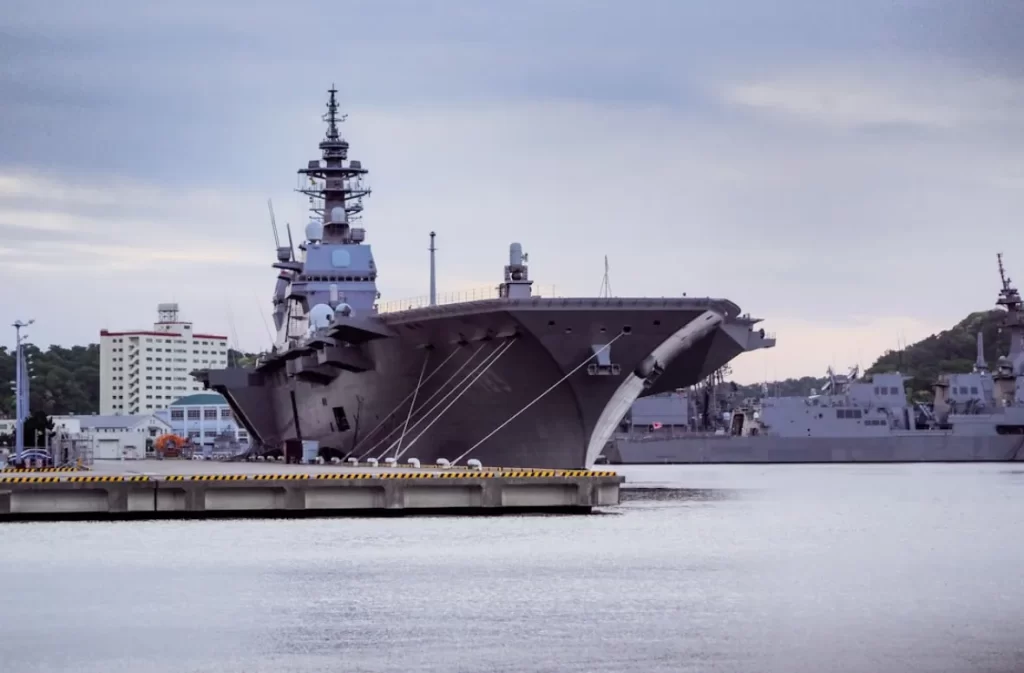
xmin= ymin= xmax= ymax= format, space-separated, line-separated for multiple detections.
xmin=609 ymin=255 xmax=1024 ymax=464
xmin=196 ymin=87 xmax=775 ymax=469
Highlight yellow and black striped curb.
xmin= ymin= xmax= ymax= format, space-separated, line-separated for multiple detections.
xmin=0 ymin=475 xmax=150 ymax=484
xmin=1 ymin=466 xmax=86 ymax=473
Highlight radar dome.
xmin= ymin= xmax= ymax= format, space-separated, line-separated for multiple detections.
xmin=334 ymin=302 xmax=354 ymax=319
xmin=309 ymin=303 xmax=333 ymax=330
xmin=330 ymin=206 xmax=348 ymax=224
xmin=305 ymin=219 xmax=324 ymax=242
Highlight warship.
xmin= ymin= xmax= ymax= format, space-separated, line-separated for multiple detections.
xmin=608 ymin=254 xmax=1024 ymax=464
xmin=195 ymin=87 xmax=776 ymax=469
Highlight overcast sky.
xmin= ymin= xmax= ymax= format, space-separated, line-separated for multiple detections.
xmin=2 ymin=0 xmax=1023 ymax=382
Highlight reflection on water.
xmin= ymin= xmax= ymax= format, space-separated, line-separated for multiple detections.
xmin=2 ymin=463 xmax=1023 ymax=673
xmin=620 ymin=487 xmax=733 ymax=503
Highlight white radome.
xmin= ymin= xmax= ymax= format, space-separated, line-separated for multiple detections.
xmin=305 ymin=219 xmax=324 ymax=242
xmin=308 ymin=303 xmax=333 ymax=329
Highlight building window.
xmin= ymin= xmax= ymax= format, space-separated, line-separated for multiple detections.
xmin=170 ymin=409 xmax=184 ymax=420
xmin=203 ymin=409 xmax=217 ymax=420
xmin=187 ymin=409 xmax=200 ymax=420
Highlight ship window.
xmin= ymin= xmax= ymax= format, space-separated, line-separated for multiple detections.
xmin=889 ymin=386 xmax=898 ymax=394
xmin=971 ymin=386 xmax=978 ymax=394
xmin=837 ymin=409 xmax=846 ymax=419
xmin=332 ymin=406 xmax=351 ymax=432
xmin=853 ymin=410 xmax=862 ymax=419
xmin=653 ymin=320 xmax=661 ymax=326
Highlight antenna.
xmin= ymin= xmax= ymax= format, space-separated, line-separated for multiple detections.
xmin=268 ymin=199 xmax=281 ymax=248
xmin=252 ymin=291 xmax=274 ymax=348
xmin=323 ymin=84 xmax=347 ymax=141
xmin=429 ymin=232 xmax=437 ymax=307
xmin=599 ymin=255 xmax=612 ymax=298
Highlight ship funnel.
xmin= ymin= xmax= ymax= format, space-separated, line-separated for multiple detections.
xmin=975 ymin=332 xmax=987 ymax=371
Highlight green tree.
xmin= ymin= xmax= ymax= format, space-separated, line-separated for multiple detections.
xmin=20 ymin=411 xmax=55 ymax=449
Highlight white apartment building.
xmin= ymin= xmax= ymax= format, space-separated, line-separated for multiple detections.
xmin=99 ymin=303 xmax=230 ymax=415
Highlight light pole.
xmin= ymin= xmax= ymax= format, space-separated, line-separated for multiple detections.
xmin=13 ymin=319 xmax=34 ymax=466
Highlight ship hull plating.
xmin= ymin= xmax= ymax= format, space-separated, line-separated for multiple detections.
xmin=608 ymin=434 xmax=1024 ymax=464
xmin=204 ymin=298 xmax=773 ymax=468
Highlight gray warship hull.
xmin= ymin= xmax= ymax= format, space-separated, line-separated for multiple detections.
xmin=202 ymin=298 xmax=774 ymax=468
xmin=607 ymin=434 xmax=1024 ymax=464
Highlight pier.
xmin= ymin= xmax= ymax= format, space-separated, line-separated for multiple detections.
xmin=0 ymin=461 xmax=623 ymax=521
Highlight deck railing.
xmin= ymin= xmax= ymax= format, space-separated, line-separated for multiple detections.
xmin=377 ymin=285 xmax=558 ymax=314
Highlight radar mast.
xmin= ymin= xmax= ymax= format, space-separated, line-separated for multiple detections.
xmin=296 ymin=86 xmax=372 ymax=243
xmin=996 ymin=253 xmax=1024 ymax=364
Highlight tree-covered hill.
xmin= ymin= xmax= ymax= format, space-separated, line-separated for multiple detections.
xmin=0 ymin=346 xmax=253 ymax=417
xmin=866 ymin=309 xmax=1009 ymax=398
xmin=0 ymin=344 xmax=100 ymax=417
xmin=731 ymin=309 xmax=1010 ymax=401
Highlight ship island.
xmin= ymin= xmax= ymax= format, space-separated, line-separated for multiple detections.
xmin=195 ymin=87 xmax=776 ymax=469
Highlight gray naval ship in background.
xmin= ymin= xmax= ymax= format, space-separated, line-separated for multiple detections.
xmin=608 ymin=254 xmax=1024 ymax=464
xmin=196 ymin=87 xmax=776 ymax=469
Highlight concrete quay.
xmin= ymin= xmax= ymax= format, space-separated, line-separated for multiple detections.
xmin=0 ymin=460 xmax=623 ymax=521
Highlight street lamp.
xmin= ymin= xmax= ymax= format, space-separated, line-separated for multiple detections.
xmin=12 ymin=319 xmax=34 ymax=466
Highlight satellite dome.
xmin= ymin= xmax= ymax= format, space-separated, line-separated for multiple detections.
xmin=329 ymin=206 xmax=347 ymax=224
xmin=305 ymin=219 xmax=324 ymax=242
xmin=334 ymin=302 xmax=354 ymax=319
xmin=308 ymin=303 xmax=333 ymax=330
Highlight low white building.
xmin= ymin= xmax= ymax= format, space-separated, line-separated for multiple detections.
xmin=52 ymin=414 xmax=172 ymax=460
xmin=157 ymin=393 xmax=249 ymax=447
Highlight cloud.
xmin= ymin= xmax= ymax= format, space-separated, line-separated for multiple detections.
xmin=1 ymin=0 xmax=1022 ymax=381
xmin=721 ymin=65 xmax=1024 ymax=131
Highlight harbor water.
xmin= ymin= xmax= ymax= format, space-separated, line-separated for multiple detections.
xmin=2 ymin=463 xmax=1022 ymax=673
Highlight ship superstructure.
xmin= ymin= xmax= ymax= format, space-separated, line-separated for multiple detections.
xmin=197 ymin=87 xmax=776 ymax=468
xmin=610 ymin=254 xmax=1024 ymax=464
